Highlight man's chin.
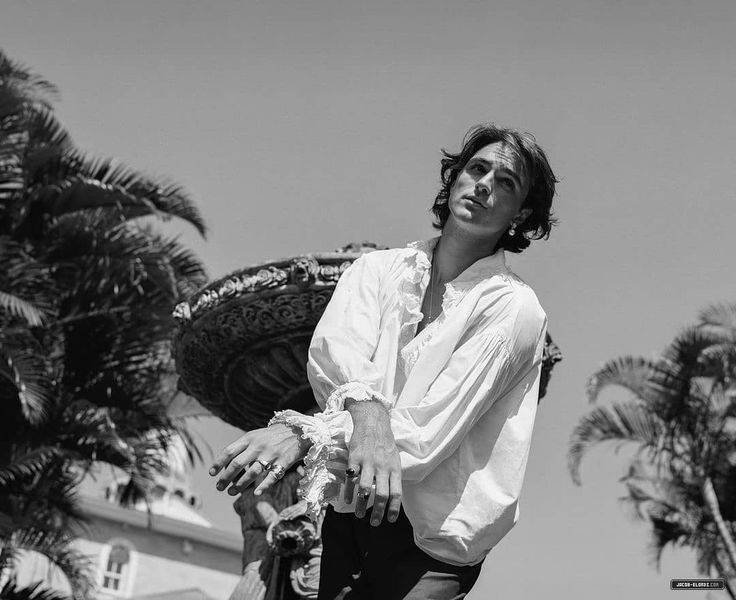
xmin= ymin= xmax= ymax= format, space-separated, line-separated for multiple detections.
xmin=446 ymin=213 xmax=494 ymax=234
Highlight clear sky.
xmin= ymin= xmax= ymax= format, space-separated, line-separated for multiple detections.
xmin=4 ymin=1 xmax=736 ymax=598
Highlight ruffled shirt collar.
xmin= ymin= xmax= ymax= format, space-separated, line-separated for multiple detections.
xmin=405 ymin=236 xmax=507 ymax=285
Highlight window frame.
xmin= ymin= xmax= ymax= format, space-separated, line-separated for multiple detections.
xmin=98 ymin=538 xmax=138 ymax=597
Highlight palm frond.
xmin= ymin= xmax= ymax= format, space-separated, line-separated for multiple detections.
xmin=0 ymin=342 xmax=52 ymax=424
xmin=0 ymin=238 xmax=56 ymax=318
xmin=0 ymin=291 xmax=46 ymax=326
xmin=586 ymin=355 xmax=662 ymax=404
xmin=0 ymin=87 xmax=28 ymax=121
xmin=0 ymin=163 xmax=25 ymax=205
xmin=617 ymin=480 xmax=653 ymax=522
xmin=56 ymin=400 xmax=136 ymax=468
xmin=626 ymin=471 xmax=703 ymax=570
xmin=26 ymin=151 xmax=207 ymax=236
xmin=698 ymin=302 xmax=736 ymax=336
xmin=154 ymin=234 xmax=209 ymax=298
xmin=170 ymin=420 xmax=208 ymax=467
xmin=1 ymin=462 xmax=87 ymax=533
xmin=0 ymin=446 xmax=63 ymax=487
xmin=5 ymin=528 xmax=94 ymax=599
xmin=24 ymin=107 xmax=72 ymax=152
xmin=0 ymin=52 xmax=60 ymax=108
xmin=47 ymin=217 xmax=204 ymax=313
xmin=661 ymin=326 xmax=717 ymax=381
xmin=699 ymin=343 xmax=736 ymax=379
xmin=0 ymin=578 xmax=71 ymax=600
xmin=646 ymin=514 xmax=693 ymax=571
xmin=567 ymin=400 xmax=665 ymax=485
xmin=701 ymin=539 xmax=734 ymax=581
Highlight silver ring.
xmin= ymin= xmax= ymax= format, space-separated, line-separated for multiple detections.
xmin=345 ymin=467 xmax=360 ymax=478
xmin=359 ymin=489 xmax=371 ymax=500
xmin=269 ymin=464 xmax=286 ymax=480
xmin=256 ymin=459 xmax=271 ymax=471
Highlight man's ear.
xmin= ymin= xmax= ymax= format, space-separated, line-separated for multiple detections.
xmin=515 ymin=207 xmax=533 ymax=225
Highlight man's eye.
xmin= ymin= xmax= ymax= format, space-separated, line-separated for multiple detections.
xmin=499 ymin=178 xmax=514 ymax=189
xmin=470 ymin=164 xmax=484 ymax=173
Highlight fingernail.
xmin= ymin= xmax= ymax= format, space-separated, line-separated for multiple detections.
xmin=216 ymin=483 xmax=224 ymax=491
xmin=209 ymin=468 xmax=217 ymax=476
xmin=254 ymin=490 xmax=261 ymax=496
xmin=371 ymin=519 xmax=379 ymax=526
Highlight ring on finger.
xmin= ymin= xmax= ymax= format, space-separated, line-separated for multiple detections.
xmin=359 ymin=489 xmax=371 ymax=500
xmin=256 ymin=459 xmax=271 ymax=471
xmin=345 ymin=467 xmax=360 ymax=478
xmin=269 ymin=464 xmax=286 ymax=480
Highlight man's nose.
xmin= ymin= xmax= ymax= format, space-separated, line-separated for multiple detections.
xmin=475 ymin=174 xmax=493 ymax=196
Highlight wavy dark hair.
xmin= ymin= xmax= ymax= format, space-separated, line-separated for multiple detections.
xmin=431 ymin=124 xmax=559 ymax=253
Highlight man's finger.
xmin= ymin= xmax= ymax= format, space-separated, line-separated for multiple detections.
xmin=354 ymin=466 xmax=374 ymax=519
xmin=227 ymin=461 xmax=264 ymax=495
xmin=343 ymin=477 xmax=357 ymax=504
xmin=210 ymin=435 xmax=251 ymax=476
xmin=216 ymin=447 xmax=259 ymax=491
xmin=343 ymin=463 xmax=359 ymax=503
xmin=370 ymin=471 xmax=390 ymax=526
xmin=253 ymin=470 xmax=277 ymax=496
xmin=387 ymin=470 xmax=402 ymax=524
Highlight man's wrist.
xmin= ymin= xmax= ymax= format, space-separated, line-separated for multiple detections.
xmin=345 ymin=398 xmax=391 ymax=431
xmin=345 ymin=397 xmax=390 ymax=413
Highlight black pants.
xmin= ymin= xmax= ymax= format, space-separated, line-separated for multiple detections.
xmin=318 ymin=505 xmax=483 ymax=600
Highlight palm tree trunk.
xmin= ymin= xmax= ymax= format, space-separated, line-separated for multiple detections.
xmin=704 ymin=477 xmax=736 ymax=584
xmin=713 ymin=554 xmax=736 ymax=600
xmin=725 ymin=579 xmax=736 ymax=600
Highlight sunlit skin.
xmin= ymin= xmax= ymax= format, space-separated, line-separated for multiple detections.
xmin=436 ymin=141 xmax=532 ymax=282
xmin=209 ymin=423 xmax=305 ymax=497
xmin=209 ymin=141 xmax=535 ymax=526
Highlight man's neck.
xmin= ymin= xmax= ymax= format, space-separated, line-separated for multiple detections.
xmin=433 ymin=220 xmax=503 ymax=283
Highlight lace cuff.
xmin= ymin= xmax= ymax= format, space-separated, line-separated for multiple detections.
xmin=269 ymin=409 xmax=339 ymax=521
xmin=324 ymin=381 xmax=392 ymax=414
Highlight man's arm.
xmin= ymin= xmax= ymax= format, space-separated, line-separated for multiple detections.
xmin=323 ymin=312 xmax=545 ymax=512
xmin=305 ymin=250 xmax=402 ymax=525
xmin=345 ymin=399 xmax=401 ymax=525
xmin=306 ymin=252 xmax=389 ymax=413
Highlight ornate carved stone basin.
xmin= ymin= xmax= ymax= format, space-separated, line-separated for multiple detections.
xmin=172 ymin=243 xmax=384 ymax=430
xmin=172 ymin=242 xmax=561 ymax=432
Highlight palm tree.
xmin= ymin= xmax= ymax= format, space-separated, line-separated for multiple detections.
xmin=0 ymin=50 xmax=208 ymax=598
xmin=567 ymin=302 xmax=736 ymax=597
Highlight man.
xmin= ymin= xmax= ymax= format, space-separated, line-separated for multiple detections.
xmin=210 ymin=123 xmax=558 ymax=599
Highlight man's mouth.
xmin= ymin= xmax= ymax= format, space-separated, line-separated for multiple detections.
xmin=463 ymin=195 xmax=486 ymax=208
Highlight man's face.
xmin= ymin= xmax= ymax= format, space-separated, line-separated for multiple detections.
xmin=447 ymin=141 xmax=531 ymax=236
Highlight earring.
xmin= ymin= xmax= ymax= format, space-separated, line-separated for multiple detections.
xmin=508 ymin=223 xmax=516 ymax=237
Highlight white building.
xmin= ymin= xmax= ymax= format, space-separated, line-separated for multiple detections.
xmin=17 ymin=446 xmax=242 ymax=600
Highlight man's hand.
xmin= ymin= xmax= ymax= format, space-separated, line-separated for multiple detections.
xmin=345 ymin=400 xmax=402 ymax=526
xmin=209 ymin=424 xmax=307 ymax=497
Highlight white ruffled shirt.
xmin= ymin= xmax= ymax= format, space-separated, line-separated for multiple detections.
xmin=274 ymin=236 xmax=547 ymax=567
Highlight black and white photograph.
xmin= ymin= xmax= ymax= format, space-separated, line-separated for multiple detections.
xmin=1 ymin=2 xmax=735 ymax=599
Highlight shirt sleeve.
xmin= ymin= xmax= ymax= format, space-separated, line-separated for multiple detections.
xmin=283 ymin=312 xmax=546 ymax=517
xmin=322 ymin=318 xmax=543 ymax=482
xmin=306 ymin=252 xmax=391 ymax=413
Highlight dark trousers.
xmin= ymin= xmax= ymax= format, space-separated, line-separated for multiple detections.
xmin=318 ymin=505 xmax=483 ymax=600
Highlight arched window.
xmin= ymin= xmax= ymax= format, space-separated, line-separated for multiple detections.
xmin=99 ymin=539 xmax=136 ymax=595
